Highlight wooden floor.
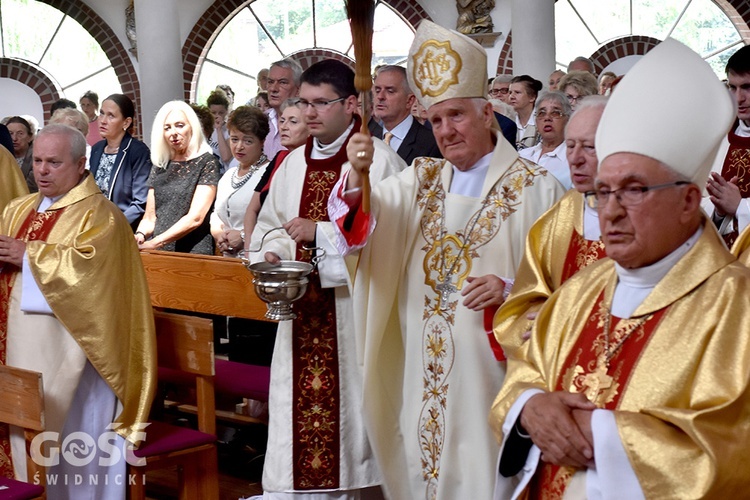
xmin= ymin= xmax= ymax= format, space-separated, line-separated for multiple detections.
xmin=145 ymin=466 xmax=263 ymax=499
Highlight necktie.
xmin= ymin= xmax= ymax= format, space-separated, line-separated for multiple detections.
xmin=384 ymin=132 xmax=394 ymax=146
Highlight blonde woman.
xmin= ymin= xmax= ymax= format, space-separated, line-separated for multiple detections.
xmin=135 ymin=101 xmax=219 ymax=254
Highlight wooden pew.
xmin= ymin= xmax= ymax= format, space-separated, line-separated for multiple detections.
xmin=140 ymin=250 xmax=270 ymax=321
xmin=140 ymin=250 xmax=274 ymax=425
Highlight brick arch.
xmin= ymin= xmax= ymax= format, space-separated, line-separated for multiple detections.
xmin=590 ymin=36 xmax=661 ymax=74
xmin=496 ymin=33 xmax=513 ymax=75
xmin=36 ymin=0 xmax=142 ymax=135
xmin=182 ymin=0 xmax=432 ymax=102
xmin=289 ymin=49 xmax=354 ymax=71
xmin=0 ymin=58 xmax=61 ymax=118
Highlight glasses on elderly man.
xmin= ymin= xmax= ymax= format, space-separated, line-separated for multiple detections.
xmin=585 ymin=181 xmax=690 ymax=209
xmin=295 ymin=97 xmax=346 ymax=112
xmin=536 ymin=109 xmax=566 ymax=119
xmin=489 ymin=88 xmax=509 ymax=96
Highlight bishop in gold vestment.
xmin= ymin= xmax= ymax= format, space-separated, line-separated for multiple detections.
xmin=494 ymin=99 xmax=607 ymax=359
xmin=491 ymin=39 xmax=749 ymax=499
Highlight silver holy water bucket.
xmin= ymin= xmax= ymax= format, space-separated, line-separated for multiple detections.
xmin=245 ymin=260 xmax=314 ymax=321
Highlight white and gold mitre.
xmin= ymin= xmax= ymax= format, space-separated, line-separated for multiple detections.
xmin=596 ymin=38 xmax=735 ymax=186
xmin=407 ymin=20 xmax=487 ymax=109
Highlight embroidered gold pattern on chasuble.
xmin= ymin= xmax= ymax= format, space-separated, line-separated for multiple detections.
xmin=306 ymin=171 xmax=338 ymax=222
xmin=291 ymin=166 xmax=341 ymax=489
xmin=414 ymin=158 xmax=546 ymax=498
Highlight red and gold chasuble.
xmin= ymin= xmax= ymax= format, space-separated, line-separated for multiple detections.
xmin=720 ymin=125 xmax=750 ymax=247
xmin=528 ymin=291 xmax=667 ymax=499
xmin=290 ymin=126 xmax=359 ymax=489
xmin=0 ymin=206 xmax=64 ymax=479
xmin=560 ymin=229 xmax=606 ymax=284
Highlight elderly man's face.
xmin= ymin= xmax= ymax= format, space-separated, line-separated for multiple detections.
xmin=565 ymin=106 xmax=602 ymax=192
xmin=596 ymin=153 xmax=694 ymax=269
xmin=33 ymin=133 xmax=85 ymax=198
xmin=267 ymin=66 xmax=298 ymax=110
xmin=427 ymin=98 xmax=494 ymax=171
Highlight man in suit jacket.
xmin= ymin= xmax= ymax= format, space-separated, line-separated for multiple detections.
xmin=368 ymin=65 xmax=442 ymax=164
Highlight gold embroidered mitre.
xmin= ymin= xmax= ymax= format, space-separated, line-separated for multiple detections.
xmin=407 ymin=20 xmax=487 ymax=110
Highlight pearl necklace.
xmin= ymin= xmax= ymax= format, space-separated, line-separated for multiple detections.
xmin=231 ymin=154 xmax=267 ymax=189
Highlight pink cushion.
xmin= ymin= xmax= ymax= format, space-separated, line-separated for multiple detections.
xmin=133 ymin=421 xmax=215 ymax=458
xmin=158 ymin=361 xmax=270 ymax=402
xmin=0 ymin=476 xmax=45 ymax=499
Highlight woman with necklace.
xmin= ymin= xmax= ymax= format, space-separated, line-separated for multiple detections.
xmin=210 ymin=106 xmax=270 ymax=256
xmin=509 ymin=75 xmax=542 ymax=150
xmin=90 ymin=93 xmax=152 ymax=229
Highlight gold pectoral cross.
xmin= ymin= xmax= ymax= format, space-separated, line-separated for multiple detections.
xmin=581 ymin=360 xmax=614 ymax=404
xmin=436 ymin=274 xmax=457 ymax=311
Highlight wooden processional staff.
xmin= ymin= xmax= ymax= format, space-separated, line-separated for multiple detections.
xmin=346 ymin=0 xmax=375 ymax=213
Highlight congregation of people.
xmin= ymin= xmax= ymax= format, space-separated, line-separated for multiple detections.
xmin=3 ymin=16 xmax=750 ymax=500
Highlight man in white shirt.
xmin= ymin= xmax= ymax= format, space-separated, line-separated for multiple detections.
xmin=264 ymin=58 xmax=302 ymax=160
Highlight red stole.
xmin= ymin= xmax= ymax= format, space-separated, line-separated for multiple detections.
xmin=720 ymin=124 xmax=750 ymax=246
xmin=561 ymin=229 xmax=606 ymax=284
xmin=528 ymin=291 xmax=667 ymax=499
xmin=0 ymin=206 xmax=64 ymax=479
xmin=290 ymin=118 xmax=360 ymax=490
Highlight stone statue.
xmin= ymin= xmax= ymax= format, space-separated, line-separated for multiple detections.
xmin=456 ymin=0 xmax=495 ymax=35
xmin=126 ymin=0 xmax=137 ymax=58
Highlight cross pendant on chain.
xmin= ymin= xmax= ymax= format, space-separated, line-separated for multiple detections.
xmin=436 ymin=274 xmax=457 ymax=310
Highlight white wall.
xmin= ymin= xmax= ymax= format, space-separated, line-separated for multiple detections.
xmin=0 ymin=78 xmax=44 ymax=126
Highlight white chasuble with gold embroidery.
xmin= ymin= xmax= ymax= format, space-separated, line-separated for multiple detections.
xmin=347 ymin=135 xmax=565 ymax=500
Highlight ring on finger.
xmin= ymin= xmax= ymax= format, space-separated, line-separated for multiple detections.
xmin=357 ymin=151 xmax=366 ymax=159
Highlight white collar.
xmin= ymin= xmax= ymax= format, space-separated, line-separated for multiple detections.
xmin=449 ymin=152 xmax=492 ymax=197
xmin=610 ymin=226 xmax=702 ymax=318
xmin=38 ymin=195 xmax=63 ymax=212
xmin=384 ymin=114 xmax=413 ymax=140
xmin=736 ymin=119 xmax=750 ymax=137
xmin=614 ymin=227 xmax=702 ymax=288
xmin=311 ymin=120 xmax=355 ymax=160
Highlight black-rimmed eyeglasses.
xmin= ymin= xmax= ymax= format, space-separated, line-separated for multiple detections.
xmin=295 ymin=97 xmax=346 ymax=111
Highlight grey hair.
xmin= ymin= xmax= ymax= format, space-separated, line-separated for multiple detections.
xmin=37 ymin=123 xmax=86 ymax=161
xmin=150 ymin=100 xmax=211 ymax=169
xmin=568 ymin=56 xmax=595 ymax=73
xmin=535 ymin=91 xmax=572 ymax=117
xmin=279 ymin=98 xmax=298 ymax=114
xmin=572 ymin=95 xmax=608 ymax=117
xmin=375 ymin=65 xmax=412 ymax=94
xmin=49 ymin=108 xmax=89 ymax=136
xmin=492 ymin=74 xmax=513 ymax=85
xmin=270 ymin=58 xmax=303 ymax=86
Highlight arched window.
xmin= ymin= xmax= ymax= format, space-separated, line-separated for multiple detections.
xmin=196 ymin=0 xmax=414 ymax=105
xmin=555 ymin=0 xmax=743 ymax=75
xmin=0 ymin=0 xmax=122 ymax=102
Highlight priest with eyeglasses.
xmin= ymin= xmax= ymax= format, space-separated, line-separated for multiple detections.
xmin=490 ymin=38 xmax=750 ymax=499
